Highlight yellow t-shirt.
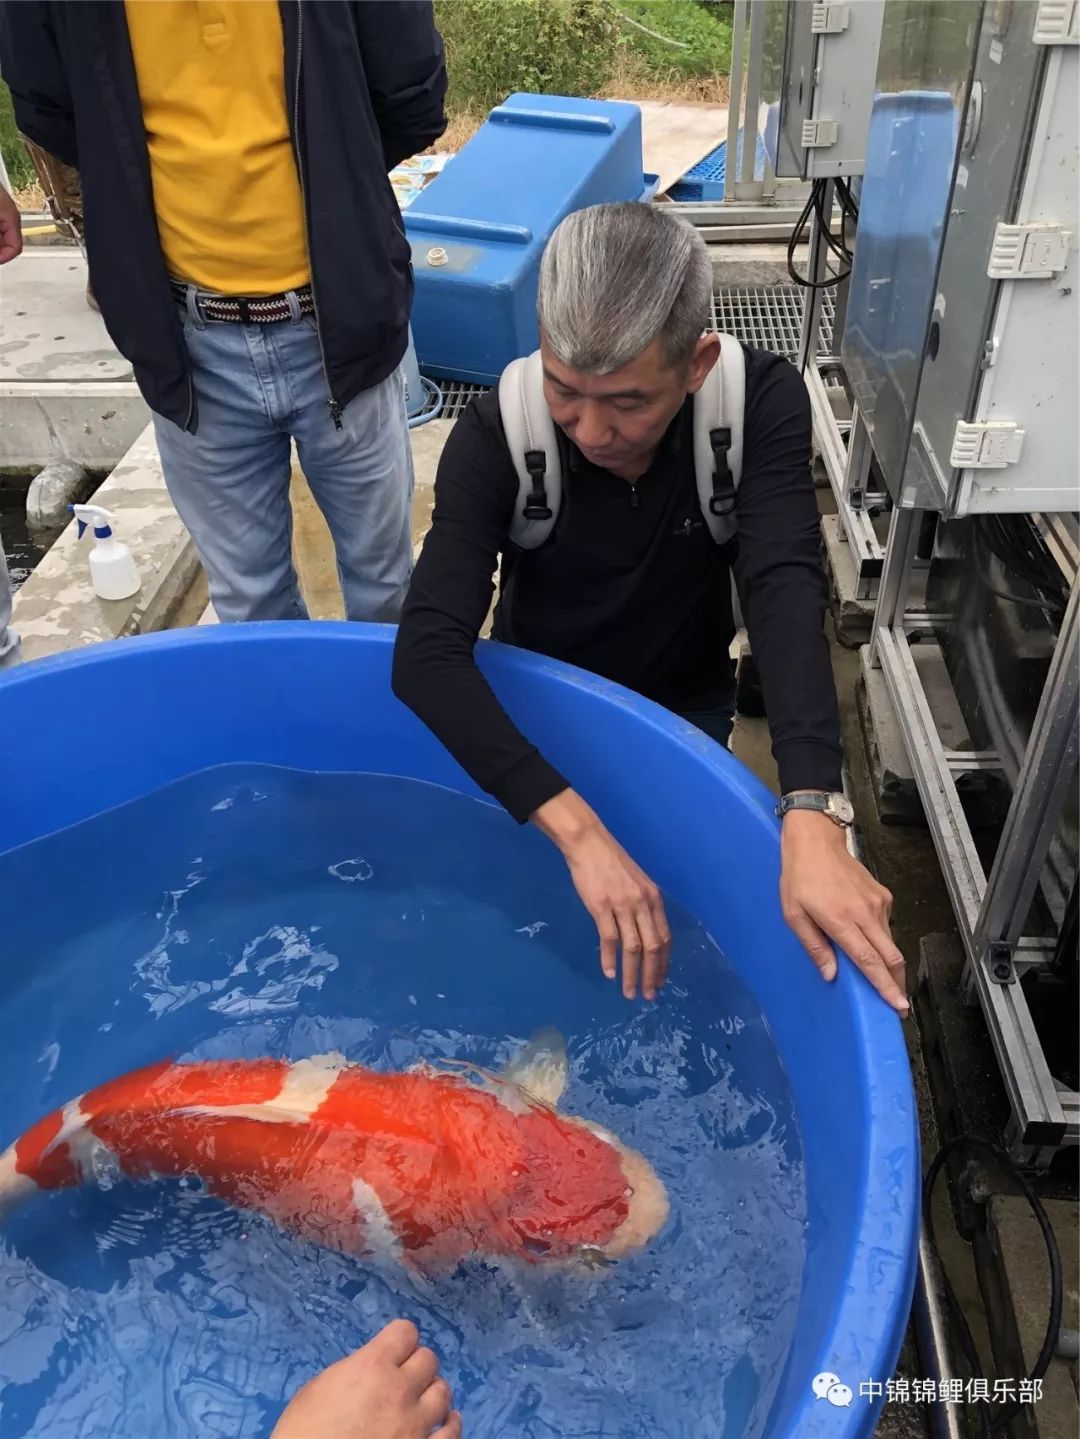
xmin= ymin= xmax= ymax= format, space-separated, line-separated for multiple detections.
xmin=124 ymin=0 xmax=310 ymax=295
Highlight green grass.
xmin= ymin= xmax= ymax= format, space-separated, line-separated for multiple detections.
xmin=0 ymin=82 xmax=35 ymax=192
xmin=434 ymin=0 xmax=732 ymax=126
xmin=614 ymin=0 xmax=732 ymax=79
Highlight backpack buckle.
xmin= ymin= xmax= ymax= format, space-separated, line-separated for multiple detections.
xmin=523 ymin=449 xmax=552 ymax=521
xmin=708 ymin=426 xmax=735 ymax=517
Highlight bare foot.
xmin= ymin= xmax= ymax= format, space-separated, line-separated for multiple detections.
xmin=271 ymin=1319 xmax=461 ymax=1439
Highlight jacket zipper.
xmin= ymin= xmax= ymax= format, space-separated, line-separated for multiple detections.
xmin=630 ymin=481 xmax=640 ymax=509
xmin=291 ymin=0 xmax=343 ymax=430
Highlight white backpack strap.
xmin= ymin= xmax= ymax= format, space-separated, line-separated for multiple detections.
xmin=693 ymin=332 xmax=745 ymax=545
xmin=497 ymin=350 xmax=562 ymax=550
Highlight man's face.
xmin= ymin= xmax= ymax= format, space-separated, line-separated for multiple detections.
xmin=539 ymin=333 xmax=720 ymax=480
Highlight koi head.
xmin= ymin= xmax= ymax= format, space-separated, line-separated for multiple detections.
xmin=491 ymin=1032 xmax=670 ymax=1270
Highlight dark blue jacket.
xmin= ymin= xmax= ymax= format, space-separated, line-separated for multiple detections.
xmin=0 ymin=0 xmax=447 ymax=431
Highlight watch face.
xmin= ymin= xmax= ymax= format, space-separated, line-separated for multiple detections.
xmin=827 ymin=793 xmax=855 ymax=824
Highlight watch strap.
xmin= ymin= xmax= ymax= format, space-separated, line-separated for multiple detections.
xmin=775 ymin=791 xmax=854 ymax=825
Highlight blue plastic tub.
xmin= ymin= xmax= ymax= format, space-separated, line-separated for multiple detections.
xmin=842 ymin=90 xmax=959 ymax=372
xmin=407 ymin=94 xmax=656 ymax=384
xmin=841 ymin=89 xmax=959 ymax=494
xmin=0 ymin=625 xmax=918 ymax=1435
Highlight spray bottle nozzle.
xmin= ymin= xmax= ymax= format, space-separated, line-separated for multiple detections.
xmin=69 ymin=503 xmax=114 ymax=541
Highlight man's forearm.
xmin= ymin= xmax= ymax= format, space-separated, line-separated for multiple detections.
xmin=739 ymin=562 xmax=843 ymax=793
xmin=531 ymin=789 xmax=597 ymax=853
xmin=391 ymin=621 xmax=568 ymax=823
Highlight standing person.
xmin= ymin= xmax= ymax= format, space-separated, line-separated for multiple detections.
xmin=393 ymin=203 xmax=907 ymax=1015
xmin=0 ymin=546 xmax=18 ymax=671
xmin=0 ymin=1 xmax=447 ymax=624
xmin=0 ymin=543 xmax=17 ymax=673
xmin=16 ymin=133 xmax=96 ymax=308
xmin=0 ymin=182 xmax=22 ymax=669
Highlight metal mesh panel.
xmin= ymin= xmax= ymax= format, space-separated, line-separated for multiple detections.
xmin=426 ymin=286 xmax=836 ymax=412
xmin=710 ymin=287 xmax=835 ymax=358
xmin=436 ymin=382 xmax=488 ymax=419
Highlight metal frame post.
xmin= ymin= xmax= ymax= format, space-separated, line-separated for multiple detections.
xmin=807 ymin=369 xmax=888 ymax=598
xmin=871 ymin=506 xmax=1078 ymax=1156
xmin=725 ymin=0 xmax=748 ymax=208
xmin=870 ymin=506 xmax=921 ymax=661
xmin=735 ymin=0 xmax=766 ymax=200
xmin=971 ymin=576 xmax=1080 ymax=976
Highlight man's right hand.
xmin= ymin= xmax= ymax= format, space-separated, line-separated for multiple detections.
xmin=532 ymin=791 xmax=671 ymax=1001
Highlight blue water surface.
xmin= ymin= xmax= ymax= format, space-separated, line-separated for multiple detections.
xmin=0 ymin=764 xmax=806 ymax=1438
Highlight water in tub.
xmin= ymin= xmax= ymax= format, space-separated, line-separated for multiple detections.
xmin=0 ymin=766 xmax=806 ymax=1438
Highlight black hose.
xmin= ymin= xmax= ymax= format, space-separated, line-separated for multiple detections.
xmin=786 ymin=178 xmax=852 ymax=290
xmin=973 ymin=516 xmax=1069 ymax=617
xmin=922 ymin=1134 xmax=1063 ymax=1437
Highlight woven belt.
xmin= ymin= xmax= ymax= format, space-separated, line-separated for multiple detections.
xmin=170 ymin=280 xmax=315 ymax=324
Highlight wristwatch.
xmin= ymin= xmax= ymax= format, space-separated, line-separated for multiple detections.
xmin=775 ymin=791 xmax=854 ymax=827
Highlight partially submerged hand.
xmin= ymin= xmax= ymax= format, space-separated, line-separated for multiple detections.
xmin=271 ymin=1319 xmax=461 ymax=1439
xmin=533 ymin=790 xmax=671 ymax=1001
xmin=780 ymin=809 xmax=908 ymax=1014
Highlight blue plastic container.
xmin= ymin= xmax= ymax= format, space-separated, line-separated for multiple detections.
xmin=841 ymin=89 xmax=959 ymax=493
xmin=407 ymin=94 xmax=657 ymax=384
xmin=0 ymin=624 xmax=917 ymax=1437
xmin=842 ymin=90 xmax=959 ymax=371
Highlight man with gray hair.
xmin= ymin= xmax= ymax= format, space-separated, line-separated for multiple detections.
xmin=393 ymin=202 xmax=906 ymax=1017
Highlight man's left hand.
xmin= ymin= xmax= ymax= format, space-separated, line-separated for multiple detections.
xmin=779 ymin=809 xmax=908 ymax=1015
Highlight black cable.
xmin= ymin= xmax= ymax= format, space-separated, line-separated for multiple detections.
xmin=836 ymin=176 xmax=860 ymax=227
xmin=973 ymin=516 xmax=1069 ymax=617
xmin=786 ymin=178 xmax=852 ymax=290
xmin=922 ymin=1134 xmax=1063 ymax=1437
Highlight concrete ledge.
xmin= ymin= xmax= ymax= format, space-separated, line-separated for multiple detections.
xmin=0 ymin=249 xmax=150 ymax=470
xmin=822 ymin=514 xmax=876 ymax=648
xmin=709 ymin=241 xmax=809 ymax=288
xmin=11 ymin=425 xmax=198 ymax=663
xmin=0 ymin=383 xmax=150 ymax=473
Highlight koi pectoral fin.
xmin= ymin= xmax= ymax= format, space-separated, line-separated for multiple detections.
xmin=500 ymin=1027 xmax=569 ymax=1107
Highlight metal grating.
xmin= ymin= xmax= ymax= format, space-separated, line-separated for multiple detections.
xmin=436 ymin=380 xmax=489 ymax=419
xmin=710 ymin=286 xmax=835 ymax=359
xmin=425 ymin=286 xmax=837 ymax=415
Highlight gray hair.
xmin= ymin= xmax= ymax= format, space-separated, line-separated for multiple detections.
xmin=537 ymin=202 xmax=712 ymax=374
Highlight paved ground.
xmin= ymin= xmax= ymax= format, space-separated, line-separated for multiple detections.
xmin=0 ymin=248 xmax=128 ymax=382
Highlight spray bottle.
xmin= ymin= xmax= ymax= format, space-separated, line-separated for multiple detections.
xmin=69 ymin=504 xmax=141 ymax=601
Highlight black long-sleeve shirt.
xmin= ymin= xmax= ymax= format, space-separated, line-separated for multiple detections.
xmin=392 ymin=343 xmax=843 ymax=823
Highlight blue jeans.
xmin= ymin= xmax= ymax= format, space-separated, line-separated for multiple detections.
xmin=153 ymin=291 xmax=414 ymax=624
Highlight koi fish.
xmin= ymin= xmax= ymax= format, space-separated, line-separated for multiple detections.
xmin=0 ymin=1030 xmax=668 ymax=1271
